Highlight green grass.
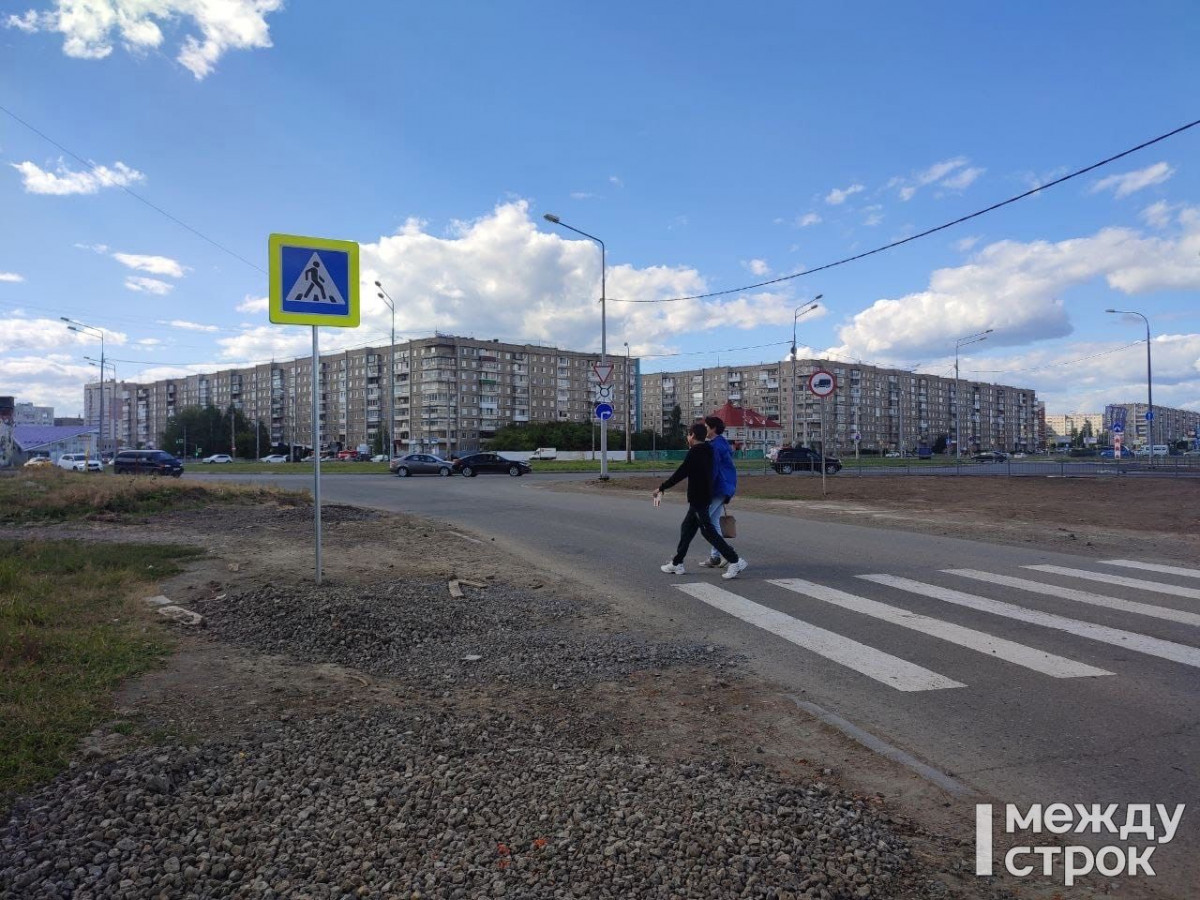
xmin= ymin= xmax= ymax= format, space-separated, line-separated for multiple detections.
xmin=0 ymin=540 xmax=204 ymax=805
xmin=0 ymin=468 xmax=307 ymax=524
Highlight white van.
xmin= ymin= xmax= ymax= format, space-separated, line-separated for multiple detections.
xmin=530 ymin=447 xmax=558 ymax=460
xmin=1150 ymin=445 xmax=1169 ymax=457
xmin=57 ymin=453 xmax=103 ymax=472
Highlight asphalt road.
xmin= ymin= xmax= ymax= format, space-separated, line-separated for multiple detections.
xmin=195 ymin=469 xmax=1199 ymax=886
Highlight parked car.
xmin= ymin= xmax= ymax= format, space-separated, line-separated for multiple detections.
xmin=971 ymin=451 xmax=1009 ymax=462
xmin=23 ymin=455 xmax=53 ymax=468
xmin=883 ymin=450 xmax=902 ymax=458
xmin=370 ymin=454 xmax=389 ymax=463
xmin=113 ymin=449 xmax=184 ymax=477
xmin=770 ymin=447 xmax=841 ymax=475
xmin=56 ymin=453 xmax=103 ymax=473
xmin=452 ymin=452 xmax=532 ymax=477
xmin=390 ymin=453 xmax=455 ymax=477
xmin=202 ymin=454 xmax=233 ymax=464
xmin=259 ymin=454 xmax=289 ymax=463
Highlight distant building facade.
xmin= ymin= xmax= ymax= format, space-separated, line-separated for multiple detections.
xmin=1044 ymin=412 xmax=1106 ymax=445
xmin=1104 ymin=402 xmax=1200 ymax=449
xmin=14 ymin=401 xmax=54 ymax=426
xmin=95 ymin=335 xmax=639 ymax=455
xmin=642 ymin=358 xmax=1038 ymax=454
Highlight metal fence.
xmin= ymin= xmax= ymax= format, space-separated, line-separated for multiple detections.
xmin=833 ymin=458 xmax=1200 ymax=478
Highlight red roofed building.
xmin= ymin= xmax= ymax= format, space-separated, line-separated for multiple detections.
xmin=707 ymin=401 xmax=782 ymax=452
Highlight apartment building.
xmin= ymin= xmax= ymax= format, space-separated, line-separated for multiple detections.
xmin=99 ymin=335 xmax=640 ymax=455
xmin=1044 ymin=412 xmax=1106 ymax=444
xmin=642 ymin=358 xmax=1038 ymax=454
xmin=1104 ymin=402 xmax=1200 ymax=448
xmin=14 ymin=401 xmax=54 ymax=426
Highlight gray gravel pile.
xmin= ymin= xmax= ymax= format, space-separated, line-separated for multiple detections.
xmin=1 ymin=707 xmax=914 ymax=899
xmin=192 ymin=580 xmax=737 ymax=688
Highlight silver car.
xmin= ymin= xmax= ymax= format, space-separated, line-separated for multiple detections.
xmin=390 ymin=453 xmax=454 ymax=477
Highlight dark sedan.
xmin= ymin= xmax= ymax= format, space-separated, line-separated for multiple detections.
xmin=390 ymin=453 xmax=454 ymax=477
xmin=971 ymin=451 xmax=1009 ymax=463
xmin=771 ymin=447 xmax=842 ymax=475
xmin=452 ymin=453 xmax=531 ymax=477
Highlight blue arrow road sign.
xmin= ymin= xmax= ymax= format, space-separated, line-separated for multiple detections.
xmin=1145 ymin=411 xmax=1154 ymax=421
xmin=595 ymin=402 xmax=614 ymax=420
xmin=1112 ymin=423 xmax=1124 ymax=434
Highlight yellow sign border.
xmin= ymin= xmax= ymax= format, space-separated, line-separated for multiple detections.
xmin=268 ymin=233 xmax=360 ymax=327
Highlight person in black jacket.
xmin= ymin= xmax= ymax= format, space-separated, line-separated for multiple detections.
xmin=653 ymin=423 xmax=748 ymax=578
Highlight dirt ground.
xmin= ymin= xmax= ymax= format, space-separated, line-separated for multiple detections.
xmin=587 ymin=473 xmax=1200 ymax=565
xmin=9 ymin=478 xmax=1196 ymax=899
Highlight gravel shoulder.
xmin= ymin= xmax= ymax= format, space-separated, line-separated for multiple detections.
xmin=1 ymin=499 xmax=1176 ymax=899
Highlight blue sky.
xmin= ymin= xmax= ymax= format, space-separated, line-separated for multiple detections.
xmin=2 ymin=1 xmax=1198 ymax=418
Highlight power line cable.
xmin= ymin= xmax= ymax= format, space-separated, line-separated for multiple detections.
xmin=616 ymin=117 xmax=1200 ymax=303
xmin=0 ymin=103 xmax=265 ymax=274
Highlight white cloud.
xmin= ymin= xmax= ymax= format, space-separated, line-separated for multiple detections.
xmin=112 ymin=252 xmax=186 ymax=277
xmin=236 ymin=295 xmax=269 ymax=313
xmin=161 ymin=319 xmax=217 ymax=332
xmin=744 ymin=259 xmax=771 ymax=276
xmin=569 ymin=191 xmax=596 ymax=200
xmin=8 ymin=315 xmax=128 ymax=353
xmin=827 ymin=212 xmax=1200 ymax=364
xmin=8 ymin=0 xmax=283 ymax=79
xmin=940 ymin=166 xmax=985 ymax=191
xmin=609 ymin=175 xmax=624 ymax=188
xmin=1139 ymin=200 xmax=1175 ymax=229
xmin=890 ymin=156 xmax=984 ymax=201
xmin=954 ymin=236 xmax=980 ymax=253
xmin=12 ymin=159 xmax=144 ymax=195
xmin=136 ymin=338 xmax=163 ymax=346
xmin=0 ymin=272 xmax=24 ymax=283
xmin=0 ymin=354 xmax=101 ymax=416
xmin=863 ymin=206 xmax=884 ymax=227
xmin=825 ymin=184 xmax=864 ymax=206
xmin=74 ymin=242 xmax=110 ymax=253
xmin=796 ymin=212 xmax=821 ymax=227
xmin=1090 ymin=162 xmax=1175 ymax=199
xmin=125 ymin=276 xmax=173 ymax=295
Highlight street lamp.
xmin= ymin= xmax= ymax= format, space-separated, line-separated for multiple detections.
xmin=85 ymin=356 xmax=117 ymax=450
xmin=544 ymin=212 xmax=610 ymax=480
xmin=375 ymin=281 xmax=397 ymax=460
xmin=954 ymin=328 xmax=993 ymax=460
xmin=1106 ymin=308 xmax=1153 ymax=456
xmin=624 ymin=342 xmax=632 ymax=463
xmin=790 ymin=295 xmax=822 ymax=447
xmin=63 ymin=317 xmax=106 ymax=459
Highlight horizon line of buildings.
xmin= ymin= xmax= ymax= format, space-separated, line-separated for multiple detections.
xmin=62 ymin=333 xmax=1196 ymax=456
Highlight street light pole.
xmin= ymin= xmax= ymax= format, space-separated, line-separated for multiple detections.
xmin=64 ymin=318 xmax=106 ymax=460
xmin=544 ymin=213 xmax=610 ymax=480
xmin=791 ymin=295 xmax=822 ymax=447
xmin=85 ymin=357 xmax=117 ymax=451
xmin=954 ymin=329 xmax=993 ymax=460
xmin=1106 ymin=308 xmax=1153 ymax=456
xmin=376 ymin=282 xmax=397 ymax=460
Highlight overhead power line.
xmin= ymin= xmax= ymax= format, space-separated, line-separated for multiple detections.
xmin=616 ymin=116 xmax=1200 ymax=303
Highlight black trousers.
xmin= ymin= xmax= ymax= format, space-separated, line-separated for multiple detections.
xmin=674 ymin=503 xmax=739 ymax=566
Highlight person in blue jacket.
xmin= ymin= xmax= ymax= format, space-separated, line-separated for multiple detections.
xmin=700 ymin=415 xmax=737 ymax=569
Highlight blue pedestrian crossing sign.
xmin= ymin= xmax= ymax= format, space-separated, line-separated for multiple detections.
xmin=595 ymin=402 xmax=614 ymax=420
xmin=269 ymin=233 xmax=360 ymax=327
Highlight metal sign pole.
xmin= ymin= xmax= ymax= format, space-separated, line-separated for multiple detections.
xmin=312 ymin=325 xmax=322 ymax=584
xmin=820 ymin=400 xmax=827 ymax=497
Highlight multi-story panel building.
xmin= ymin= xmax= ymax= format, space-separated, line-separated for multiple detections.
xmin=1044 ymin=412 xmax=1106 ymax=445
xmin=1104 ymin=402 xmax=1200 ymax=449
xmin=14 ymin=402 xmax=54 ymax=426
xmin=642 ymin=358 xmax=1038 ymax=454
xmin=100 ymin=335 xmax=640 ymax=455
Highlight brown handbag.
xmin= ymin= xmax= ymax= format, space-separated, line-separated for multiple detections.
xmin=719 ymin=512 xmax=737 ymax=538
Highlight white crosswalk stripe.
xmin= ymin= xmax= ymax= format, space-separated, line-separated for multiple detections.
xmin=944 ymin=569 xmax=1200 ymax=628
xmin=1100 ymin=559 xmax=1200 ymax=579
xmin=862 ymin=574 xmax=1200 ymax=669
xmin=1023 ymin=565 xmax=1200 ymax=601
xmin=769 ymin=578 xmax=1111 ymax=678
xmin=674 ymin=582 xmax=964 ymax=692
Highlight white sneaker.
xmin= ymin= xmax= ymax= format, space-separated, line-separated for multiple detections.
xmin=721 ymin=558 xmax=749 ymax=579
xmin=699 ymin=557 xmax=728 ymax=569
xmin=660 ymin=562 xmax=686 ymax=575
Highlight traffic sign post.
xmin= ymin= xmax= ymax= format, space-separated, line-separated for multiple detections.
xmin=808 ymin=370 xmax=836 ymax=496
xmin=269 ymin=233 xmax=361 ymax=585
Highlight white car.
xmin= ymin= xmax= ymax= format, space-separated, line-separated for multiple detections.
xmin=57 ymin=453 xmax=103 ymax=472
xmin=202 ymin=454 xmax=233 ymax=464
xmin=259 ymin=454 xmax=289 ymax=463
xmin=370 ymin=454 xmax=388 ymax=463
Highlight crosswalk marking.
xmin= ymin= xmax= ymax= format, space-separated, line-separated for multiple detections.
xmin=861 ymin=574 xmax=1200 ymax=669
xmin=1100 ymin=559 xmax=1200 ymax=580
xmin=674 ymin=582 xmax=964 ymax=692
xmin=1023 ymin=565 xmax=1200 ymax=601
xmin=945 ymin=569 xmax=1200 ymax=628
xmin=769 ymin=578 xmax=1111 ymax=678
